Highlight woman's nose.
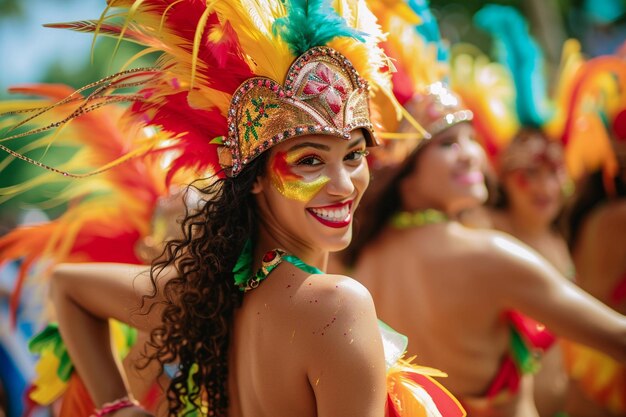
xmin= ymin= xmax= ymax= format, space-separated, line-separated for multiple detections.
xmin=326 ymin=164 xmax=355 ymax=197
xmin=458 ymin=138 xmax=484 ymax=165
xmin=542 ymin=170 xmax=564 ymax=194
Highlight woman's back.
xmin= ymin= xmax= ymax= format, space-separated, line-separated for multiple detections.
xmin=354 ymin=221 xmax=568 ymax=416
xmin=356 ymin=224 xmax=510 ymax=391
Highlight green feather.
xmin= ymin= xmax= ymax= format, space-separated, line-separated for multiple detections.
xmin=28 ymin=323 xmax=74 ymax=381
xmin=509 ymin=327 xmax=539 ymax=374
xmin=233 ymin=239 xmax=254 ymax=286
xmin=28 ymin=321 xmax=139 ymax=382
xmin=28 ymin=323 xmax=60 ymax=353
xmin=273 ymin=0 xmax=364 ymax=56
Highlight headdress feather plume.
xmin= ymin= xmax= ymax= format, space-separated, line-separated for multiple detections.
xmin=0 ymin=84 xmax=173 ymax=324
xmin=474 ymin=5 xmax=552 ymax=128
xmin=273 ymin=0 xmax=365 ymax=56
xmin=365 ymin=0 xmax=443 ymax=139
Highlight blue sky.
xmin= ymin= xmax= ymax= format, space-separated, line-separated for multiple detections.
xmin=0 ymin=0 xmax=104 ymax=92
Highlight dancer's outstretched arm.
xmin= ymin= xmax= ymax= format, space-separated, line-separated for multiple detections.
xmin=484 ymin=236 xmax=626 ymax=362
xmin=50 ymin=262 xmax=172 ymax=415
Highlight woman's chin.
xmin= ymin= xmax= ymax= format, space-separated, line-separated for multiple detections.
xmin=449 ymin=193 xmax=488 ymax=215
xmin=320 ymin=231 xmax=353 ymax=253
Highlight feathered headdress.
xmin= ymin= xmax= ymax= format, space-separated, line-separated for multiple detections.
xmin=560 ymin=53 xmax=626 ymax=191
xmin=1 ymin=0 xmax=402 ymax=181
xmin=364 ymin=0 xmax=472 ymax=169
xmin=0 ymin=83 xmax=177 ymax=324
xmin=369 ymin=0 xmax=450 ymax=125
xmin=448 ymin=5 xmax=565 ymax=169
xmin=447 ymin=4 xmax=626 ymax=179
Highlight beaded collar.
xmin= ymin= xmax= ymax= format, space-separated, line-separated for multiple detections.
xmin=236 ymin=248 xmax=323 ymax=292
xmin=389 ymin=209 xmax=448 ymax=229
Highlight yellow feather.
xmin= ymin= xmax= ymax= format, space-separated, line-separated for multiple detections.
xmin=449 ymin=44 xmax=520 ymax=148
xmin=91 ymin=1 xmax=115 ymax=63
xmin=543 ymin=39 xmax=584 ymax=139
xmin=209 ymin=0 xmax=292 ymax=81
xmin=370 ymin=0 xmax=442 ymax=89
xmin=188 ymin=88 xmax=232 ymax=115
xmin=119 ymin=46 xmax=159 ymax=72
xmin=110 ymin=0 xmax=147 ymax=68
xmin=190 ymin=5 xmax=212 ymax=90
xmin=30 ymin=351 xmax=67 ymax=405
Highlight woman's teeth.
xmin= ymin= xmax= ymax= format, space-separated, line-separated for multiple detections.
xmin=310 ymin=205 xmax=350 ymax=222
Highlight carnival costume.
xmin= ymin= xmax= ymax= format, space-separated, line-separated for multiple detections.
xmin=384 ymin=83 xmax=558 ymax=409
xmin=448 ymin=5 xmax=626 ymax=414
xmin=363 ymin=1 xmax=561 ymax=410
xmin=0 ymin=0 xmax=466 ymax=416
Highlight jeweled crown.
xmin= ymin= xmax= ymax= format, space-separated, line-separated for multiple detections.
xmin=223 ymin=46 xmax=377 ymax=176
xmin=403 ymin=82 xmax=473 ymax=138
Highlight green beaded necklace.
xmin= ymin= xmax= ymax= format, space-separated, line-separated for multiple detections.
xmin=389 ymin=208 xmax=448 ymax=229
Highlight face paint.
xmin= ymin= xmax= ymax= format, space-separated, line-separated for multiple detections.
xmin=513 ymin=170 xmax=529 ymax=189
xmin=270 ymin=150 xmax=329 ymax=202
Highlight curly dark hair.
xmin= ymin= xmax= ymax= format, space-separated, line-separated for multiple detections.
xmin=141 ymin=154 xmax=268 ymax=416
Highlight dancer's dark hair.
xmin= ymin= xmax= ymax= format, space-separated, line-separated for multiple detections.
xmin=142 ymin=154 xmax=267 ymax=416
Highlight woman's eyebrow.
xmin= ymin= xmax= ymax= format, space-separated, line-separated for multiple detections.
xmin=286 ymin=136 xmax=365 ymax=153
xmin=287 ymin=142 xmax=330 ymax=152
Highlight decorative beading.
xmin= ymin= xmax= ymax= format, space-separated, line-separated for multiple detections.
xmin=222 ymin=46 xmax=377 ymax=176
xmin=91 ymin=396 xmax=140 ymax=417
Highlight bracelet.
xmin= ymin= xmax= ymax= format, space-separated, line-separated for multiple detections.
xmin=91 ymin=396 xmax=140 ymax=417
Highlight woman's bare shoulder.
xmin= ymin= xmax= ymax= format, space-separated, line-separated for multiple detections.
xmin=450 ymin=226 xmax=547 ymax=274
xmin=290 ymin=273 xmax=383 ymax=367
xmin=290 ymin=272 xmax=375 ymax=314
xmin=258 ymin=263 xmax=376 ymax=322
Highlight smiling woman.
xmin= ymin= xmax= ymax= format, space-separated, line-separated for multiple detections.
xmin=257 ymin=132 xmax=369 ymax=253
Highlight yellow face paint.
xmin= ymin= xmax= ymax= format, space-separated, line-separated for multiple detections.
xmin=270 ymin=150 xmax=329 ymax=202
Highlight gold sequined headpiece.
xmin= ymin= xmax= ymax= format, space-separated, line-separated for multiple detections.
xmin=403 ymin=82 xmax=473 ymax=139
xmin=223 ymin=46 xmax=376 ymax=176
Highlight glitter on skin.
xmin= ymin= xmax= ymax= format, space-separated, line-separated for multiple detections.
xmin=270 ymin=150 xmax=329 ymax=202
